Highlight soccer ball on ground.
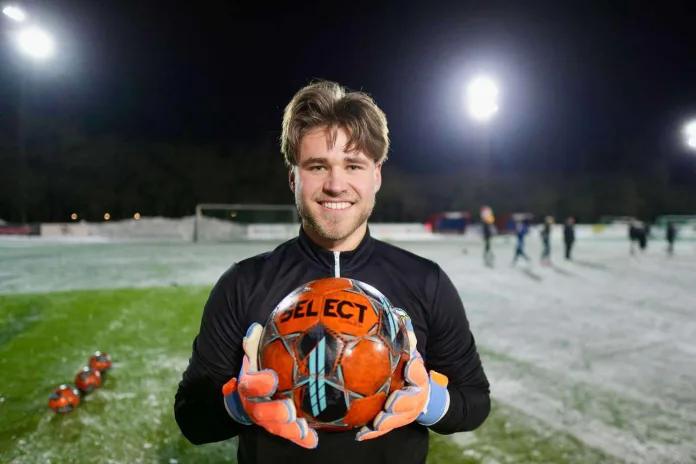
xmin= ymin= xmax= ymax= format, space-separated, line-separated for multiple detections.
xmin=258 ymin=277 xmax=410 ymax=430
xmin=75 ymin=366 xmax=102 ymax=394
xmin=89 ymin=351 xmax=112 ymax=373
xmin=48 ymin=384 xmax=81 ymax=414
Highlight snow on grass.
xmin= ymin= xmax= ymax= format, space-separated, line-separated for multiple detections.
xmin=0 ymin=235 xmax=694 ymax=463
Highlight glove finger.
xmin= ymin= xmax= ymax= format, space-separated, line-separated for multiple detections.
xmin=372 ymin=410 xmax=417 ymax=433
xmin=222 ymin=353 xmax=254 ymax=396
xmin=404 ymin=355 xmax=429 ymax=387
xmin=384 ymin=386 xmax=426 ymax=414
xmin=247 ymin=397 xmax=296 ymax=423
xmin=242 ymin=323 xmax=264 ymax=371
xmin=297 ymin=425 xmax=319 ymax=449
xmin=239 ymin=368 xmax=279 ymax=398
xmin=355 ymin=424 xmax=389 ymax=442
xmin=222 ymin=377 xmax=238 ymax=397
xmin=265 ymin=418 xmax=319 ymax=449
xmin=401 ymin=316 xmax=419 ymax=356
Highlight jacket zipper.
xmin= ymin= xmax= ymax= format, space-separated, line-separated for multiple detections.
xmin=333 ymin=251 xmax=340 ymax=277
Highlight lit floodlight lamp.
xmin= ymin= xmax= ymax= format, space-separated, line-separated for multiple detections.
xmin=2 ymin=5 xmax=26 ymax=22
xmin=683 ymin=120 xmax=696 ymax=150
xmin=17 ymin=26 xmax=54 ymax=59
xmin=467 ymin=77 xmax=499 ymax=121
xmin=684 ymin=120 xmax=696 ymax=137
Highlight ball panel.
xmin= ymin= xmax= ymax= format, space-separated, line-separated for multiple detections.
xmin=389 ymin=353 xmax=410 ymax=394
xmin=306 ymin=277 xmax=354 ymax=294
xmin=378 ymin=308 xmax=408 ymax=355
xmin=259 ymin=339 xmax=295 ymax=393
xmin=319 ymin=290 xmax=380 ymax=337
xmin=341 ymin=392 xmax=387 ymax=428
xmin=295 ymin=324 xmax=343 ymax=377
xmin=298 ymin=380 xmax=348 ymax=423
xmin=341 ymin=338 xmax=391 ymax=396
xmin=272 ymin=297 xmax=322 ymax=335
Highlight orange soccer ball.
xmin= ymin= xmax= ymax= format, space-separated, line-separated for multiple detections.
xmin=48 ymin=384 xmax=81 ymax=414
xmin=89 ymin=351 xmax=112 ymax=373
xmin=75 ymin=366 xmax=102 ymax=394
xmin=258 ymin=277 xmax=411 ymax=430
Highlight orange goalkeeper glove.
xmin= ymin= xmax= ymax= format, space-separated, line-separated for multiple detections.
xmin=355 ymin=313 xmax=450 ymax=441
xmin=223 ymin=323 xmax=318 ymax=449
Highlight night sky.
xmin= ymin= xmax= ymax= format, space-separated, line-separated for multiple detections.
xmin=2 ymin=0 xmax=696 ymax=177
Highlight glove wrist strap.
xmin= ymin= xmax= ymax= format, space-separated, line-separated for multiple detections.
xmin=224 ymin=391 xmax=252 ymax=425
xmin=416 ymin=374 xmax=450 ymax=426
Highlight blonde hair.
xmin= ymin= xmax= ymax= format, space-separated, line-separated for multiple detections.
xmin=280 ymin=80 xmax=389 ymax=167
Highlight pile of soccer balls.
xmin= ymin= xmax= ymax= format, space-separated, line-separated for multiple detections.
xmin=48 ymin=351 xmax=112 ymax=414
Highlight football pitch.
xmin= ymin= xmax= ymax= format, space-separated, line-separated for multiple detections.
xmin=1 ymin=236 xmax=694 ymax=463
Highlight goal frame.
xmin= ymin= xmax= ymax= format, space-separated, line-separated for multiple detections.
xmin=193 ymin=203 xmax=299 ymax=242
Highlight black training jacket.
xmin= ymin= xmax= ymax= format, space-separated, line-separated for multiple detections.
xmin=174 ymin=226 xmax=491 ymax=464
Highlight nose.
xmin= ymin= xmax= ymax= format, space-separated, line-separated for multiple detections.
xmin=323 ymin=168 xmax=348 ymax=196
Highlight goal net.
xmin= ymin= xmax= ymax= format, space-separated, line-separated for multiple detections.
xmin=193 ymin=203 xmax=299 ymax=243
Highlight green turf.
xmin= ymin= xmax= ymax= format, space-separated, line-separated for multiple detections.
xmin=0 ymin=286 xmax=621 ymax=463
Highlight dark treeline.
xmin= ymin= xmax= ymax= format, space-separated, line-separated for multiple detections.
xmin=1 ymin=120 xmax=695 ymax=224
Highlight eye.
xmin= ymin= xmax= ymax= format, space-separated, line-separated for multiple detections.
xmin=347 ymin=165 xmax=363 ymax=171
xmin=309 ymin=166 xmax=326 ymax=171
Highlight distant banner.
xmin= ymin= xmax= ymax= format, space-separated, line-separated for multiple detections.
xmin=0 ymin=224 xmax=40 ymax=236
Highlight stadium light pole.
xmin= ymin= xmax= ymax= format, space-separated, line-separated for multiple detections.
xmin=3 ymin=5 xmax=56 ymax=223
xmin=466 ymin=76 xmax=499 ymax=207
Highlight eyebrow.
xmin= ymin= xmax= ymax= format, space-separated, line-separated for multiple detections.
xmin=301 ymin=156 xmax=369 ymax=167
xmin=344 ymin=156 xmax=369 ymax=165
xmin=300 ymin=157 xmax=328 ymax=167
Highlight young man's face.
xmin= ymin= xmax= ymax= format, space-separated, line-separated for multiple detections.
xmin=290 ymin=126 xmax=382 ymax=249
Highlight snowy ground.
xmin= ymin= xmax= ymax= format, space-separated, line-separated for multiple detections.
xmin=1 ymin=234 xmax=694 ymax=463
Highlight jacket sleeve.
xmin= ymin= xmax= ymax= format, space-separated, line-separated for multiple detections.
xmin=424 ymin=265 xmax=491 ymax=434
xmin=174 ymin=265 xmax=248 ymax=445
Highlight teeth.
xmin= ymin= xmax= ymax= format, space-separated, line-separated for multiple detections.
xmin=322 ymin=202 xmax=352 ymax=210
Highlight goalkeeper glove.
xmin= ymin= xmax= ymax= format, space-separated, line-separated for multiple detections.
xmin=355 ymin=314 xmax=450 ymax=441
xmin=222 ymin=323 xmax=319 ymax=449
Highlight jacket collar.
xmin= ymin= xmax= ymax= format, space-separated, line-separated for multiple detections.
xmin=297 ymin=225 xmax=374 ymax=276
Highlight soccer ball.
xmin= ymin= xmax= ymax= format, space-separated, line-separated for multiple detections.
xmin=75 ymin=366 xmax=102 ymax=394
xmin=258 ymin=277 xmax=410 ymax=430
xmin=89 ymin=351 xmax=112 ymax=373
xmin=48 ymin=384 xmax=81 ymax=414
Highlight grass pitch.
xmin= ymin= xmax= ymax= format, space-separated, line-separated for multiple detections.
xmin=0 ymin=285 xmax=620 ymax=464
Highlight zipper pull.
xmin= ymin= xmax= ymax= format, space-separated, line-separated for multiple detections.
xmin=333 ymin=251 xmax=340 ymax=277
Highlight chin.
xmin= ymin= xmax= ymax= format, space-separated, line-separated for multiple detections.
xmin=315 ymin=223 xmax=353 ymax=241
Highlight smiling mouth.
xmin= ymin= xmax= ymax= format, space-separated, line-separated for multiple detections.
xmin=319 ymin=201 xmax=354 ymax=211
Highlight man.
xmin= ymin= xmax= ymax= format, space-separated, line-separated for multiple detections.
xmin=540 ymin=216 xmax=554 ymax=265
xmin=174 ymin=81 xmax=491 ymax=464
xmin=563 ymin=217 xmax=575 ymax=260
xmin=481 ymin=206 xmax=495 ymax=267
xmin=666 ymin=221 xmax=677 ymax=255
xmin=512 ymin=219 xmax=530 ymax=265
xmin=629 ymin=220 xmax=646 ymax=255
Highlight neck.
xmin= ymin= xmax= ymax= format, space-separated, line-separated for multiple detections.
xmin=302 ymin=222 xmax=367 ymax=252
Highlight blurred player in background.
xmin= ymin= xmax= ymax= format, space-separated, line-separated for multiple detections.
xmin=628 ymin=221 xmax=637 ymax=254
xmin=512 ymin=219 xmax=530 ymax=265
xmin=563 ymin=217 xmax=575 ymax=260
xmin=666 ymin=221 xmax=677 ymax=255
xmin=629 ymin=220 xmax=647 ymax=254
xmin=540 ymin=216 xmax=554 ymax=265
xmin=174 ymin=80 xmax=491 ymax=464
xmin=481 ymin=206 xmax=495 ymax=267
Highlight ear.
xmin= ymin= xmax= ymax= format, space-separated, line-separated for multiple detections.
xmin=374 ymin=163 xmax=382 ymax=193
xmin=289 ymin=167 xmax=296 ymax=193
